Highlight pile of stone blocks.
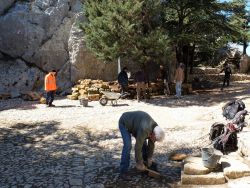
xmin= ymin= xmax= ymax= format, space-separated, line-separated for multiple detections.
xmin=0 ymin=92 xmax=11 ymax=100
xmin=67 ymin=79 xmax=118 ymax=101
xmin=21 ymin=91 xmax=42 ymax=101
xmin=67 ymin=79 xmax=194 ymax=101
xmin=181 ymin=153 xmax=250 ymax=186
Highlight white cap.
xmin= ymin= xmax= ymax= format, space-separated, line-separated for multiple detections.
xmin=153 ymin=126 xmax=165 ymax=142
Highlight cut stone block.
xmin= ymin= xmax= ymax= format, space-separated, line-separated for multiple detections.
xmin=181 ymin=172 xmax=226 ymax=185
xmin=88 ymin=94 xmax=100 ymax=101
xmin=238 ymin=128 xmax=250 ymax=158
xmin=184 ymin=162 xmax=211 ymax=175
xmin=228 ymin=176 xmax=250 ymax=188
xmin=169 ymin=153 xmax=188 ymax=161
xmin=221 ymin=157 xmax=250 ymax=179
xmin=40 ymin=97 xmax=46 ymax=104
xmin=184 ymin=156 xmax=203 ymax=164
xmin=67 ymin=95 xmax=78 ymax=100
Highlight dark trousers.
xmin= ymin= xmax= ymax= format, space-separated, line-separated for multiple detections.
xmin=119 ymin=122 xmax=148 ymax=174
xmin=222 ymin=76 xmax=230 ymax=89
xmin=46 ymin=91 xmax=55 ymax=105
xmin=142 ymin=140 xmax=149 ymax=161
xmin=120 ymin=85 xmax=128 ymax=94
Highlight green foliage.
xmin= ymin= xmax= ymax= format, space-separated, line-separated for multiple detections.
xmin=163 ymin=0 xmax=242 ymax=51
xmin=82 ymin=0 xmax=170 ymax=64
xmin=228 ymin=0 xmax=250 ymax=53
xmin=81 ymin=0 xmax=249 ymax=70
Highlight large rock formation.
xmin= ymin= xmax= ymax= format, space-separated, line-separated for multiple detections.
xmin=0 ymin=0 xmax=121 ymax=94
xmin=239 ymin=55 xmax=250 ymax=73
xmin=68 ymin=13 xmax=118 ymax=82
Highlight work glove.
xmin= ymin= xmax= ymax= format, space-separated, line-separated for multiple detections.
xmin=147 ymin=158 xmax=153 ymax=168
xmin=136 ymin=161 xmax=146 ymax=171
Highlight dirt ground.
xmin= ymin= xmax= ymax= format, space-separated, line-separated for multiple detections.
xmin=0 ymin=81 xmax=250 ymax=187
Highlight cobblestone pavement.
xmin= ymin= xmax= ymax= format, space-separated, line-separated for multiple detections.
xmin=1 ymin=120 xmax=195 ymax=187
xmin=1 ymin=82 xmax=250 ymax=187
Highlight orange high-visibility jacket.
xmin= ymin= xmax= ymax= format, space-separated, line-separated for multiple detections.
xmin=44 ymin=73 xmax=57 ymax=91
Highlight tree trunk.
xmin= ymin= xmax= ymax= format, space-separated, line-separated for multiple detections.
xmin=182 ymin=45 xmax=189 ymax=83
xmin=243 ymin=41 xmax=248 ymax=55
xmin=175 ymin=45 xmax=183 ymax=64
xmin=189 ymin=44 xmax=195 ymax=74
xmin=143 ymin=61 xmax=150 ymax=85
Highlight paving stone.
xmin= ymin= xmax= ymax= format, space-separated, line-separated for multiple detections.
xmin=183 ymin=156 xmax=202 ymax=164
xmin=238 ymin=128 xmax=250 ymax=158
xmin=24 ymin=184 xmax=32 ymax=188
xmin=85 ymin=183 xmax=104 ymax=188
xmin=184 ymin=162 xmax=211 ymax=175
xmin=63 ymin=183 xmax=69 ymax=188
xmin=69 ymin=178 xmax=83 ymax=186
xmin=221 ymin=157 xmax=250 ymax=179
xmin=228 ymin=176 xmax=250 ymax=188
xmin=244 ymin=157 xmax=250 ymax=166
xmin=181 ymin=172 xmax=226 ymax=185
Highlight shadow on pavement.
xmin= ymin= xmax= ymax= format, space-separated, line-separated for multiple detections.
xmin=0 ymin=122 xmax=200 ymax=187
xmin=146 ymin=82 xmax=250 ymax=108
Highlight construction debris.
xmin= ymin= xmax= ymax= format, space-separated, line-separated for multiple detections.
xmin=40 ymin=97 xmax=46 ymax=104
xmin=67 ymin=79 xmax=119 ymax=101
xmin=67 ymin=79 xmax=193 ymax=101
xmin=21 ymin=91 xmax=41 ymax=101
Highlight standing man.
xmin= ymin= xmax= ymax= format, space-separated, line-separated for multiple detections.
xmin=118 ymin=67 xmax=129 ymax=95
xmin=118 ymin=111 xmax=165 ymax=180
xmin=174 ymin=63 xmax=184 ymax=99
xmin=44 ymin=70 xmax=57 ymax=107
xmin=157 ymin=65 xmax=170 ymax=96
xmin=134 ymin=68 xmax=147 ymax=102
xmin=220 ymin=62 xmax=232 ymax=91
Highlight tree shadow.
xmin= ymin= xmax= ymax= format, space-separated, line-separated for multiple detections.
xmin=54 ymin=105 xmax=80 ymax=108
xmin=147 ymin=83 xmax=250 ymax=108
xmin=113 ymin=104 xmax=129 ymax=107
xmin=0 ymin=99 xmax=38 ymax=111
xmin=0 ymin=122 xmax=201 ymax=187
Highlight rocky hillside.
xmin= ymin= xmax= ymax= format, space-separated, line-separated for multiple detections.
xmin=0 ymin=0 xmax=118 ymax=95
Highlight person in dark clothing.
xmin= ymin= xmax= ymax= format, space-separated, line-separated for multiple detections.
xmin=220 ymin=63 xmax=232 ymax=90
xmin=157 ymin=65 xmax=170 ymax=95
xmin=118 ymin=67 xmax=129 ymax=95
xmin=134 ymin=69 xmax=147 ymax=102
xmin=118 ymin=111 xmax=165 ymax=180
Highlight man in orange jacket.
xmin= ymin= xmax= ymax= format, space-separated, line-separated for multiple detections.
xmin=44 ymin=70 xmax=57 ymax=107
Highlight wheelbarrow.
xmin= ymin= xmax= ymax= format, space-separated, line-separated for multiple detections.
xmin=99 ymin=91 xmax=128 ymax=106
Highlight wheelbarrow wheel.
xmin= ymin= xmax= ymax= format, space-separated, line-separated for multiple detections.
xmin=99 ymin=97 xmax=108 ymax=106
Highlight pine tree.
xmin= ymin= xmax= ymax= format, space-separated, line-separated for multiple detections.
xmin=82 ymin=0 xmax=169 ymax=66
xmin=229 ymin=0 xmax=250 ymax=55
xmin=162 ymin=0 xmax=247 ymax=80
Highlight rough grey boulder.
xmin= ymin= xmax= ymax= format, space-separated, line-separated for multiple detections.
xmin=31 ymin=17 xmax=73 ymax=71
xmin=0 ymin=3 xmax=46 ymax=58
xmin=239 ymin=55 xmax=250 ymax=73
xmin=56 ymin=61 xmax=72 ymax=92
xmin=0 ymin=60 xmax=44 ymax=93
xmin=0 ymin=0 xmax=15 ymax=15
xmin=68 ymin=13 xmax=117 ymax=82
xmin=0 ymin=0 xmax=74 ymax=93
xmin=0 ymin=0 xmax=140 ymax=95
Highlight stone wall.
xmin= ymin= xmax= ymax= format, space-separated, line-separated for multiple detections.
xmin=0 ymin=0 xmax=130 ymax=94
